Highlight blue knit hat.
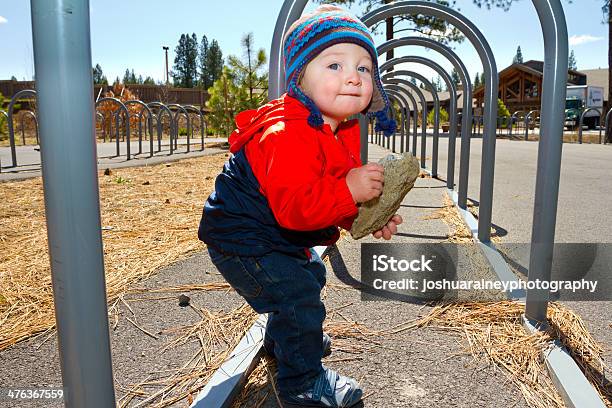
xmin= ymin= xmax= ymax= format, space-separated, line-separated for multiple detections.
xmin=283 ymin=8 xmax=396 ymax=136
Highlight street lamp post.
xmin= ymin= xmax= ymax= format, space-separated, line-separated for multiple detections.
xmin=162 ymin=46 xmax=169 ymax=84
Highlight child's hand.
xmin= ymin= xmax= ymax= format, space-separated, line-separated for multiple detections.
xmin=372 ymin=214 xmax=403 ymax=240
xmin=345 ymin=163 xmax=384 ymax=204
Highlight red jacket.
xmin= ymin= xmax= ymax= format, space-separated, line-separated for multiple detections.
xmin=230 ymin=93 xmax=361 ymax=234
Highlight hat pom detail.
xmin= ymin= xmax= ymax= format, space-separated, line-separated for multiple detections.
xmin=374 ymin=109 xmax=396 ymax=137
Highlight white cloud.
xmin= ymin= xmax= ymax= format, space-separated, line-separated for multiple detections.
xmin=569 ymin=34 xmax=604 ymax=46
xmin=0 ymin=16 xmax=8 ymax=24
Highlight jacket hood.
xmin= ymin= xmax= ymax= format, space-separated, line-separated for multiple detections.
xmin=228 ymin=94 xmax=310 ymax=154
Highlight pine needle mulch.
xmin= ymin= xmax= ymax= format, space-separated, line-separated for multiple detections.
xmin=0 ymin=152 xmax=229 ymax=351
xmin=115 ymin=283 xmax=372 ymax=408
xmin=393 ymin=300 xmax=611 ymax=408
xmin=423 ymin=192 xmax=502 ymax=244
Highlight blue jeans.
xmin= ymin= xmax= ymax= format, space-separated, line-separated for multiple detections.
xmin=207 ymin=245 xmax=327 ymax=395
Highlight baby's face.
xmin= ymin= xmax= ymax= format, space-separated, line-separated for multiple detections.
xmin=299 ymin=43 xmax=373 ymax=124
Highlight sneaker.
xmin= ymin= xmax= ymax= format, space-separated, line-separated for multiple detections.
xmin=280 ymin=365 xmax=363 ymax=407
xmin=263 ymin=332 xmax=332 ymax=358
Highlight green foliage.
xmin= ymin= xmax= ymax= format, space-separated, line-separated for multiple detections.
xmin=178 ymin=127 xmax=189 ymax=136
xmin=0 ymin=92 xmax=20 ymax=138
xmin=93 ymin=64 xmax=108 ymax=85
xmin=206 ymin=66 xmax=249 ymax=136
xmin=474 ymin=72 xmax=481 ymax=88
xmin=113 ymin=175 xmax=131 ymax=184
xmin=198 ymin=36 xmax=224 ymax=90
xmin=450 ymin=67 xmax=460 ymax=87
xmin=427 ymin=107 xmax=449 ymax=125
xmin=227 ymin=32 xmax=268 ymax=110
xmin=568 ymin=50 xmax=577 ymax=70
xmin=512 ymin=45 xmax=523 ymax=64
xmin=497 ymin=98 xmax=511 ymax=127
xmin=173 ymin=33 xmax=199 ymax=88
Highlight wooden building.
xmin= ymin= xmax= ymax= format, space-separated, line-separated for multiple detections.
xmin=473 ymin=60 xmax=587 ymax=114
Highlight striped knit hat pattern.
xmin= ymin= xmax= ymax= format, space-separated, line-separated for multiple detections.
xmin=283 ymin=9 xmax=396 ymax=136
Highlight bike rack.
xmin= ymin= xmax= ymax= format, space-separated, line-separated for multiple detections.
xmin=147 ymin=102 xmax=175 ymax=154
xmin=96 ymin=97 xmax=131 ymax=159
xmin=383 ymin=79 xmax=428 ymax=168
xmin=383 ymin=70 xmax=441 ymax=177
xmin=578 ymin=107 xmax=602 ymax=144
xmin=7 ymin=89 xmax=37 ymax=167
xmin=381 ymin=56 xmax=459 ymax=188
xmin=125 ymin=100 xmax=154 ymax=157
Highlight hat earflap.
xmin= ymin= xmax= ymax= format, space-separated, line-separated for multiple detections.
xmin=374 ymin=108 xmax=397 ymax=137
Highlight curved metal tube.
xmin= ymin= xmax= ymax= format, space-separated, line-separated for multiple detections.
xmin=524 ymin=0 xmax=570 ymax=323
xmin=385 ymin=88 xmax=418 ymax=155
xmin=381 ymin=56 xmax=458 ymax=188
xmin=96 ymin=97 xmax=131 ymax=159
xmin=603 ymin=107 xmax=612 ymax=144
xmin=125 ymin=100 xmax=154 ymax=157
xmin=363 ymin=1 xmax=499 ymax=243
xmin=383 ymin=91 xmax=409 ymax=153
xmin=386 ymin=87 xmax=420 ymax=159
xmin=184 ymin=105 xmax=206 ymax=151
xmin=525 ymin=110 xmax=539 ymax=141
xmin=168 ymin=104 xmax=191 ymax=154
xmin=383 ymin=70 xmax=440 ymax=177
xmin=19 ymin=110 xmax=39 ymax=145
xmin=7 ymin=89 xmax=37 ymax=167
xmin=377 ymin=37 xmax=473 ymax=208
xmin=383 ymin=80 xmax=427 ymax=168
xmin=578 ymin=107 xmax=601 ymax=144
xmin=147 ymin=102 xmax=175 ymax=154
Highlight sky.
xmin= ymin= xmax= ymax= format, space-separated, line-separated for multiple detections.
xmin=0 ymin=0 xmax=608 ymax=87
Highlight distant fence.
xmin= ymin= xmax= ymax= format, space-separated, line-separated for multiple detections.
xmin=0 ymin=80 xmax=210 ymax=111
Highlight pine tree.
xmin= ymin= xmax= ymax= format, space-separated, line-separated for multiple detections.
xmin=480 ymin=72 xmax=485 ymax=85
xmin=450 ymin=67 xmax=460 ymax=88
xmin=568 ymin=50 xmax=577 ymax=70
xmin=474 ymin=72 xmax=481 ymax=88
xmin=198 ymin=35 xmax=210 ymax=88
xmin=92 ymin=64 xmax=108 ymax=85
xmin=206 ymin=40 xmax=224 ymax=89
xmin=228 ymin=32 xmax=268 ymax=109
xmin=513 ymin=45 xmax=523 ymax=64
xmin=206 ymin=66 xmax=248 ymax=136
xmin=172 ymin=33 xmax=199 ymax=87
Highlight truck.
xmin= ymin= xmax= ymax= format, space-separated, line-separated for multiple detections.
xmin=564 ymin=85 xmax=604 ymax=130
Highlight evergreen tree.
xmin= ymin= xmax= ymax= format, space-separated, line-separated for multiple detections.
xmin=568 ymin=50 xmax=577 ymax=70
xmin=92 ymin=64 xmax=108 ymax=85
xmin=206 ymin=66 xmax=248 ymax=136
xmin=450 ymin=67 xmax=460 ymax=88
xmin=198 ymin=35 xmax=210 ymax=88
xmin=172 ymin=33 xmax=199 ymax=87
xmin=206 ymin=40 xmax=224 ymax=89
xmin=228 ymin=32 xmax=268 ymax=108
xmin=512 ymin=45 xmax=523 ymax=64
xmin=143 ymin=76 xmax=156 ymax=85
xmin=480 ymin=72 xmax=485 ymax=85
xmin=474 ymin=72 xmax=481 ymax=88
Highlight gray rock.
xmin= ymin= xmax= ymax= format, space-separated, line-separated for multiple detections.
xmin=349 ymin=153 xmax=420 ymax=239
